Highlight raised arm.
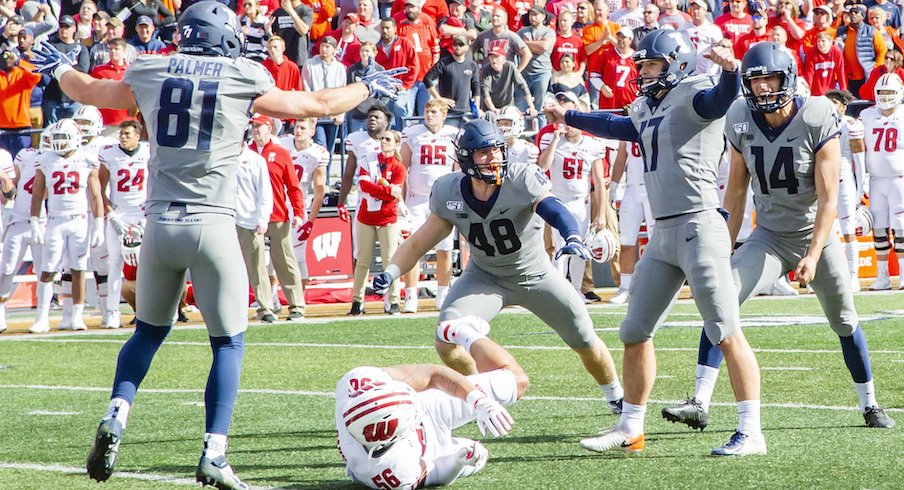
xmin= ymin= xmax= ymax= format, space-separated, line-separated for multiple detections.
xmin=691 ymin=45 xmax=741 ymax=120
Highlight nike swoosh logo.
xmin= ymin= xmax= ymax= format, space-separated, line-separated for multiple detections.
xmin=499 ymin=208 xmax=510 ymax=215
xmin=787 ymin=136 xmax=799 ymax=142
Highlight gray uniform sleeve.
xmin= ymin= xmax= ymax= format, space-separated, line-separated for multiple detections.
xmin=516 ymin=164 xmax=552 ymax=203
xmin=723 ymin=99 xmax=749 ymax=151
xmin=804 ymin=96 xmax=842 ymax=151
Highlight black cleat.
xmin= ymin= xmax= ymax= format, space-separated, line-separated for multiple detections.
xmin=608 ymin=398 xmax=623 ymax=414
xmin=864 ymin=406 xmax=896 ymax=428
xmin=196 ymin=455 xmax=249 ymax=490
xmin=661 ymin=397 xmax=709 ymax=431
xmin=348 ymin=301 xmax=365 ymax=316
xmin=261 ymin=312 xmax=277 ymax=323
xmin=177 ymin=309 xmax=190 ymax=323
xmin=387 ymin=304 xmax=401 ymax=315
xmin=287 ymin=310 xmax=304 ymax=320
xmin=86 ymin=418 xmax=124 ymax=482
xmin=584 ymin=291 xmax=602 ymax=303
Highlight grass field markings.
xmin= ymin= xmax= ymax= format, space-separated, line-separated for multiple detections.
xmin=656 ymin=375 xmax=675 ymax=379
xmin=7 ymin=337 xmax=904 ymax=355
xmin=3 ymin=384 xmax=901 ymax=415
xmin=760 ymin=367 xmax=814 ymax=371
xmin=0 ymin=461 xmax=200 ymax=487
xmin=27 ymin=410 xmax=81 ymax=416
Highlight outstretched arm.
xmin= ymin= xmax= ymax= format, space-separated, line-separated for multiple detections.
xmin=562 ymin=108 xmax=639 ymax=141
xmin=57 ymin=71 xmax=138 ymax=112
xmin=252 ymin=83 xmax=370 ymax=119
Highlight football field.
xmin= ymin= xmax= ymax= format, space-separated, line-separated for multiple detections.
xmin=1 ymin=292 xmax=903 ymax=489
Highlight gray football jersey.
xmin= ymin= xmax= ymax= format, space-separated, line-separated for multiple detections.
xmin=429 ymin=164 xmax=551 ymax=278
xmin=724 ymin=96 xmax=840 ymax=234
xmin=123 ymin=54 xmax=275 ymax=215
xmin=628 ymin=74 xmax=725 ymax=219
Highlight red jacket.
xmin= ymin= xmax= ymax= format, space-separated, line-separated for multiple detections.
xmin=802 ymin=45 xmax=846 ymax=96
xmin=356 ymin=153 xmax=407 ymax=227
xmin=262 ymin=57 xmax=303 ymax=91
xmin=859 ymin=66 xmax=904 ymax=101
xmin=390 ymin=0 xmax=449 ymax=24
xmin=376 ymin=36 xmax=419 ymax=89
xmin=250 ymin=139 xmax=305 ymax=222
xmin=91 ymin=62 xmax=132 ymax=126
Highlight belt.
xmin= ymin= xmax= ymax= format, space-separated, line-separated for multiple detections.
xmin=50 ymin=213 xmax=87 ymax=220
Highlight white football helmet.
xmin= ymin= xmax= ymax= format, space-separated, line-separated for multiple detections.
xmin=46 ymin=119 xmax=82 ymax=154
xmin=854 ymin=206 xmax=873 ymax=237
xmin=585 ymin=228 xmax=619 ymax=264
xmin=874 ymin=73 xmax=904 ymax=111
xmin=72 ymin=105 xmax=104 ymax=138
xmin=39 ymin=121 xmax=60 ymax=152
xmin=494 ymin=106 xmax=525 ymax=139
xmin=121 ymin=225 xmax=143 ymax=267
xmin=341 ymin=380 xmax=421 ymax=453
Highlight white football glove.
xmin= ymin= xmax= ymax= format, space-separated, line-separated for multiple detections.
xmin=455 ymin=441 xmax=488 ymax=468
xmin=107 ymin=211 xmax=129 ymax=236
xmin=29 ymin=217 xmax=45 ymax=245
xmin=90 ymin=217 xmax=105 ymax=249
xmin=466 ymin=390 xmax=513 ymax=438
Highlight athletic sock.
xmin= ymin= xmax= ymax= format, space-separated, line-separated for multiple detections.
xmin=111 ymin=320 xmax=172 ymax=403
xmin=36 ymin=281 xmax=53 ymax=319
xmin=876 ymin=261 xmax=889 ymax=280
xmin=737 ymin=399 xmax=761 ymax=435
xmin=694 ymin=365 xmax=720 ymax=411
xmin=203 ymin=433 xmax=228 ymax=460
xmin=619 ymin=273 xmax=632 ymax=291
xmin=205 ymin=333 xmax=245 ymax=435
xmin=619 ymin=402 xmax=646 ymax=437
xmin=839 ymin=327 xmax=872 ymax=384
xmin=405 ymin=287 xmax=417 ymax=301
xmin=855 ymin=380 xmax=878 ymax=411
xmin=599 ymin=381 xmax=624 ymax=403
xmin=435 ymin=286 xmax=449 ymax=308
xmin=72 ymin=303 xmax=85 ymax=321
xmin=103 ymin=397 xmax=131 ymax=428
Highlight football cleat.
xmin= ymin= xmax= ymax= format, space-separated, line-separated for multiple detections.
xmin=711 ymin=431 xmax=767 ymax=456
xmin=86 ymin=418 xmax=124 ymax=482
xmin=580 ymin=427 xmax=645 ymax=453
xmin=387 ymin=304 xmax=401 ymax=315
xmin=661 ymin=397 xmax=709 ymax=431
xmin=402 ymin=296 xmax=418 ymax=313
xmin=196 ymin=455 xmax=249 ymax=490
xmin=608 ymin=398 xmax=623 ymax=415
xmin=102 ymin=310 xmax=121 ymax=329
xmin=71 ymin=316 xmax=88 ymax=331
xmin=29 ymin=318 xmax=50 ymax=334
xmin=437 ymin=316 xmax=491 ymax=345
xmin=767 ymin=277 xmax=799 ymax=296
xmin=57 ymin=313 xmax=73 ymax=330
xmin=863 ymin=406 xmax=896 ymax=429
xmin=260 ymin=312 xmax=277 ymax=323
xmin=869 ymin=276 xmax=892 ymax=291
xmin=287 ymin=310 xmax=304 ymax=321
xmin=348 ymin=301 xmax=365 ymax=316
xmin=609 ymin=288 xmax=629 ymax=305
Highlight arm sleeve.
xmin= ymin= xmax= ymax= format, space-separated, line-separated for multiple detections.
xmin=564 ymin=110 xmax=639 ymax=141
xmin=535 ymin=196 xmax=582 ymax=240
xmin=423 ymin=59 xmax=442 ymax=87
xmin=692 ymin=68 xmax=741 ymax=120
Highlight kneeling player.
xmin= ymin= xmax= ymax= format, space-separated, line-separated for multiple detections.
xmin=337 ymin=316 xmax=527 ymax=488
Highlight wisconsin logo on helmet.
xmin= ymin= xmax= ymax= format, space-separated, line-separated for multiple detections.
xmin=874 ymin=73 xmax=904 ymax=111
xmin=342 ymin=380 xmax=421 ymax=453
xmin=585 ymin=228 xmax=619 ymax=264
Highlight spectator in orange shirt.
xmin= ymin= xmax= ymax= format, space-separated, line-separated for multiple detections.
xmin=302 ymin=0 xmax=336 ymax=42
xmin=801 ymin=5 xmax=836 ymax=55
xmin=859 ymin=49 xmax=904 ymax=101
xmin=868 ymin=7 xmax=904 ymax=55
xmin=375 ymin=17 xmax=419 ymax=130
xmin=802 ymin=31 xmax=847 ymax=96
xmin=90 ymin=38 xmax=132 ymax=133
xmin=582 ymin=0 xmax=619 ymax=108
xmin=837 ymin=3 xmax=887 ymax=96
xmin=0 ymin=49 xmax=39 ymax=158
xmin=396 ymin=0 xmax=439 ymax=115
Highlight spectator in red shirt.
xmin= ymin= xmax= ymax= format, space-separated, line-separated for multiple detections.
xmin=390 ymin=0 xmax=448 ymax=23
xmin=249 ymin=113 xmax=307 ymax=321
xmin=859 ymin=49 xmax=904 ymax=101
xmin=767 ymin=0 xmax=805 ymax=54
xmin=802 ymin=32 xmax=847 ymax=96
xmin=375 ymin=17 xmax=419 ymax=130
xmin=552 ymin=9 xmax=586 ymax=75
xmin=438 ymin=0 xmax=477 ymax=56
xmin=500 ymin=0 xmax=533 ymax=31
xmin=714 ymin=0 xmax=753 ymax=45
xmin=593 ymin=26 xmax=637 ymax=110
xmin=319 ymin=13 xmax=363 ymax=66
xmin=734 ymin=9 xmax=769 ymax=60
xmin=263 ymin=36 xmax=303 ymax=91
xmin=396 ymin=0 xmax=440 ymax=115
xmin=90 ymin=38 xmax=132 ymax=132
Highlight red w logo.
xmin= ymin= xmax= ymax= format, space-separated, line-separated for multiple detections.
xmin=362 ymin=419 xmax=399 ymax=442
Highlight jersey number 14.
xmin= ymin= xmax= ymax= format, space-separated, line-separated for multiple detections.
xmin=751 ymin=146 xmax=799 ymax=195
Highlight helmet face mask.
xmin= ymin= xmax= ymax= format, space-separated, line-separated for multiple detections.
xmin=47 ymin=119 xmax=83 ymax=154
xmin=455 ymin=119 xmax=509 ymax=185
xmin=121 ymin=225 xmax=142 ymax=267
xmin=631 ymin=30 xmax=697 ymax=98
xmin=740 ymin=42 xmax=797 ymax=113
xmin=494 ymin=106 xmax=525 ymax=139
xmin=874 ymin=73 xmax=904 ymax=111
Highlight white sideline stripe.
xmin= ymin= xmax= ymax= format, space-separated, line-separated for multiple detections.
xmin=3 ymin=384 xmax=902 ymax=414
xmin=761 ymin=367 xmax=814 ymax=371
xmin=7 ymin=337 xmax=904 ymax=355
xmin=28 ymin=410 xmax=81 ymax=416
xmin=0 ymin=462 xmax=199 ymax=486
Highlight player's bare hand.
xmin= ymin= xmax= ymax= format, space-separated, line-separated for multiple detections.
xmin=291 ymin=215 xmax=304 ymax=229
xmin=794 ymin=255 xmax=819 ymax=286
xmin=389 ymin=184 xmax=403 ymax=201
xmin=255 ymin=225 xmax=267 ymax=235
xmin=703 ymin=45 xmax=738 ymax=72
xmin=544 ymin=102 xmax=569 ymax=123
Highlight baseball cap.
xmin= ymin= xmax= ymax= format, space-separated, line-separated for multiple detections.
xmin=344 ymin=12 xmax=359 ymax=23
xmin=59 ymin=15 xmax=76 ymax=27
xmin=106 ymin=17 xmax=124 ymax=28
xmin=813 ymin=5 xmax=833 ymax=18
xmin=404 ymin=0 xmax=422 ymax=6
xmin=250 ymin=113 xmax=273 ymax=127
xmin=321 ymin=36 xmax=338 ymax=47
xmin=617 ymin=26 xmax=634 ymax=39
xmin=136 ymin=15 xmax=155 ymax=27
xmin=555 ymin=91 xmax=579 ymax=104
xmin=10 ymin=14 xmax=26 ymax=25
xmin=488 ymin=45 xmax=506 ymax=57
xmin=689 ymin=0 xmax=708 ymax=10
xmin=528 ymin=5 xmax=545 ymax=15
xmin=452 ymin=34 xmax=468 ymax=45
xmin=93 ymin=10 xmax=111 ymax=21
xmin=849 ymin=4 xmax=867 ymax=14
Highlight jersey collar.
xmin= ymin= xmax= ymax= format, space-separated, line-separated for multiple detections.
xmin=750 ymin=96 xmax=804 ymax=143
xmin=461 ymin=176 xmax=500 ymax=219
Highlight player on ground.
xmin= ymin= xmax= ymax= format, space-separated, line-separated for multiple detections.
xmin=537 ymin=122 xmax=607 ymax=293
xmin=860 ymin=74 xmax=904 ymax=290
xmin=825 ymin=90 xmax=866 ymax=291
xmin=28 ymin=1 xmax=407 ymax=486
xmin=29 ymin=119 xmax=105 ymax=333
xmin=661 ymin=43 xmax=896 ymax=432
xmin=399 ymin=99 xmax=459 ymax=312
xmin=278 ymin=117 xmax=330 ymax=284
xmin=337 ymin=316 xmax=526 ymax=488
xmin=98 ymin=120 xmax=149 ymax=329
xmin=372 ymin=119 xmax=625 ymax=415
xmin=550 ymin=29 xmax=765 ymax=456
xmin=607 ymin=140 xmax=654 ymax=304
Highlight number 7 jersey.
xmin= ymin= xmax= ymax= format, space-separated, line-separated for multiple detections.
xmin=123 ymin=54 xmax=275 ymax=215
xmin=724 ymin=96 xmax=840 ymax=234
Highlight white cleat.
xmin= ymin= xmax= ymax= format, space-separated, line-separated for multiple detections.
xmin=29 ymin=318 xmax=50 ymax=334
xmin=402 ymin=296 xmax=418 ymax=313
xmin=609 ymin=288 xmax=629 ymax=305
xmin=579 ymin=427 xmax=645 ymax=453
xmin=70 ymin=317 xmax=88 ymax=331
xmin=102 ymin=311 xmax=121 ymax=329
xmin=711 ymin=431 xmax=767 ymax=456
xmin=436 ymin=316 xmax=490 ymax=345
xmin=869 ymin=276 xmax=892 ymax=291
xmin=768 ymin=277 xmax=799 ymax=296
xmin=57 ymin=314 xmax=73 ymax=330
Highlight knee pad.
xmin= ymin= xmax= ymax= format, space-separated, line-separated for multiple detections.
xmin=894 ymin=235 xmax=904 ymax=254
xmin=874 ymin=231 xmax=890 ymax=254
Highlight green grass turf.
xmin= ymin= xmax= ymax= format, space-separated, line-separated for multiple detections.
xmin=1 ymin=293 xmax=903 ymax=489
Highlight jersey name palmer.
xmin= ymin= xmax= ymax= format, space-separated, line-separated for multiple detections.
xmin=166 ymin=57 xmax=225 ymax=78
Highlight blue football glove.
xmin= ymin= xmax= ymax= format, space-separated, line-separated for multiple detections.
xmin=360 ymin=65 xmax=408 ymax=100
xmin=554 ymin=236 xmax=592 ymax=261
xmin=372 ymin=272 xmax=394 ymax=296
xmin=29 ymin=41 xmax=81 ymax=78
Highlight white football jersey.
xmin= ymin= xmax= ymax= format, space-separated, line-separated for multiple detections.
xmin=82 ymin=135 xmax=119 ymax=158
xmin=37 ymin=149 xmax=98 ymax=216
xmin=98 ymin=143 xmax=150 ymax=211
xmin=860 ymin=105 xmax=904 ymax=178
xmin=10 ymin=148 xmax=44 ymax=223
xmin=279 ymin=136 xmax=330 ymax=196
xmin=346 ymin=130 xmax=382 ymax=172
xmin=508 ymin=138 xmax=539 ymax=167
xmin=839 ymin=115 xmax=864 ymax=177
xmin=625 ymin=140 xmax=645 ymax=186
xmin=539 ymin=134 xmax=607 ymax=199
xmin=402 ymin=124 xmax=458 ymax=197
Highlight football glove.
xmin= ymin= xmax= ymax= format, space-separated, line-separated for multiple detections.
xmin=372 ymin=272 xmax=393 ymax=296
xmin=337 ymin=204 xmax=350 ymax=223
xmin=29 ymin=217 xmax=45 ymax=245
xmin=467 ymin=390 xmax=514 ymax=438
xmin=361 ymin=65 xmax=408 ymax=100
xmin=29 ymin=41 xmax=81 ymax=78
xmin=107 ymin=211 xmax=129 ymax=236
xmin=299 ymin=221 xmax=314 ymax=241
xmin=90 ymin=218 xmax=105 ymax=249
xmin=455 ymin=441 xmax=488 ymax=468
xmin=554 ymin=235 xmax=592 ymax=261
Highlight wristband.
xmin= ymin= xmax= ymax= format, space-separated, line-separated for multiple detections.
xmin=53 ymin=63 xmax=75 ymax=81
